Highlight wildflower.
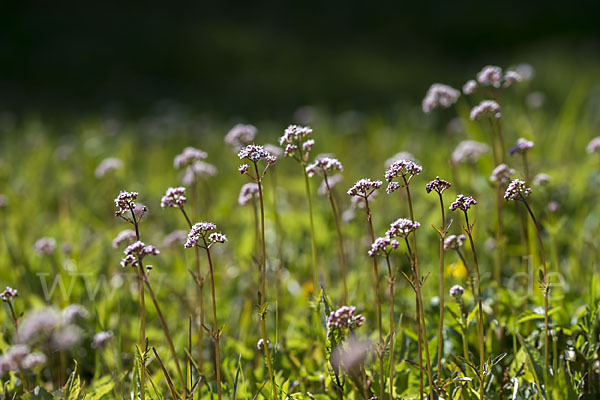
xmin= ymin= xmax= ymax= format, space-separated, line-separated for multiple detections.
xmin=368 ymin=236 xmax=399 ymax=257
xmin=120 ymin=241 xmax=160 ymax=268
xmin=224 ymin=124 xmax=257 ymax=150
xmin=476 ymin=65 xmax=503 ymax=88
xmin=112 ymin=229 xmax=137 ymax=248
xmin=238 ymin=144 xmax=277 ymax=164
xmin=444 ymin=234 xmax=467 ymax=251
xmin=21 ymin=352 xmax=47 ymax=369
xmin=95 ymin=157 xmax=123 ymax=178
xmin=385 ymin=159 xmax=422 ymax=193
xmin=279 ymin=125 xmax=314 ymax=164
xmin=17 ymin=308 xmax=61 ymax=344
xmin=62 ymin=304 xmax=88 ymax=323
xmin=160 ymin=186 xmax=187 ymax=209
xmin=526 ymin=92 xmax=546 ymax=109
xmin=238 ymin=183 xmax=259 ymax=206
xmin=185 ymin=222 xmax=226 ymax=248
xmin=182 ymin=161 xmax=217 ymax=185
xmin=92 ymin=331 xmax=114 ymax=349
xmin=114 ymin=191 xmax=138 ymax=217
xmin=238 ymin=164 xmax=249 ymax=174
xmin=347 ymin=178 xmax=382 ymax=198
xmin=470 ymin=100 xmax=501 ymax=120
xmin=163 ymin=230 xmax=189 ymax=247
xmin=387 ymin=218 xmax=420 ymax=238
xmin=587 ymin=137 xmax=600 ymax=154
xmin=449 ymin=194 xmax=477 ymax=211
xmin=0 ymin=286 xmax=17 ymax=302
xmin=504 ymin=179 xmax=532 ymax=201
xmin=384 ymin=151 xmax=417 ymax=168
xmin=306 ymin=157 xmax=343 ymax=178
xmin=425 ymin=176 xmax=451 ymax=194
xmin=509 ymin=138 xmax=534 ymax=156
xmin=463 ymin=79 xmax=477 ymax=95
xmin=490 ymin=164 xmax=515 ymax=184
xmin=327 ymin=306 xmax=365 ymax=329
xmin=318 ymin=174 xmax=343 ymax=196
xmin=548 ymin=201 xmax=560 ymax=213
xmin=503 ymin=70 xmax=522 ymax=88
xmin=34 ymin=237 xmax=56 ymax=255
xmin=256 ymin=338 xmax=270 ymax=350
xmin=533 ymin=173 xmax=551 ymax=186
xmin=449 ymin=285 xmax=465 ymax=298
xmin=52 ymin=325 xmax=83 ymax=350
xmin=422 ymin=83 xmax=461 ymax=113
xmin=451 ymin=140 xmax=489 ymax=164
xmin=174 ymin=147 xmax=207 ymax=169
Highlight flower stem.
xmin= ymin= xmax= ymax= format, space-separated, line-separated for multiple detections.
xmin=202 ymin=244 xmax=222 ymax=400
xmin=385 ymin=255 xmax=395 ymax=400
xmin=303 ymin=169 xmax=319 ymax=290
xmin=324 ymin=173 xmax=348 ymax=304
xmin=436 ymin=193 xmax=446 ymax=382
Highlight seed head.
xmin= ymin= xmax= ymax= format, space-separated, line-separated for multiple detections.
xmin=327 ymin=306 xmax=365 ymax=329
xmin=425 ymin=176 xmax=451 ymax=194
xmin=490 ymin=164 xmax=515 ymax=185
xmin=422 ymin=83 xmax=460 ymax=113
xmin=470 ymin=100 xmax=501 ymax=120
xmin=161 ymin=187 xmax=187 ymax=209
xmin=449 ymin=194 xmax=477 ymax=212
xmin=387 ymin=218 xmax=420 ymax=238
xmin=509 ymin=138 xmax=534 ymax=156
xmin=347 ymin=178 xmax=382 ymax=198
xmin=174 ymin=147 xmax=207 ymax=169
xmin=504 ymin=179 xmax=532 ymax=201
xmin=449 ymin=285 xmax=465 ymax=298
xmin=120 ymin=241 xmax=160 ymax=268
xmin=443 ymin=234 xmax=467 ymax=251
xmin=476 ymin=65 xmax=503 ymax=88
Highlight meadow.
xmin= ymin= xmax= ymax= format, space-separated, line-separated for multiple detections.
xmin=1 ymin=63 xmax=600 ymax=399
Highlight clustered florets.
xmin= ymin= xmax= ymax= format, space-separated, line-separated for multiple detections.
xmin=449 ymin=285 xmax=465 ymax=298
xmin=184 ymin=222 xmax=227 ymax=248
xmin=422 ymin=83 xmax=461 ymax=113
xmin=476 ymin=65 xmax=503 ymax=88
xmin=238 ymin=144 xmax=277 ymax=164
xmin=503 ymin=70 xmax=522 ymax=88
xmin=490 ymin=163 xmax=515 ymax=184
xmin=0 ymin=345 xmax=47 ymax=376
xmin=504 ymin=179 xmax=532 ymax=201
xmin=443 ymin=234 xmax=467 ymax=251
xmin=120 ymin=241 xmax=160 ymax=268
xmin=347 ymin=178 xmax=382 ymax=198
xmin=174 ymin=147 xmax=208 ymax=169
xmin=587 ymin=137 xmax=600 ymax=154
xmin=238 ymin=183 xmax=259 ymax=206
xmin=463 ymin=79 xmax=477 ymax=95
xmin=425 ymin=176 xmax=451 ymax=194
xmin=224 ymin=124 xmax=257 ymax=150
xmin=306 ymin=157 xmax=344 ymax=178
xmin=533 ymin=173 xmax=551 ymax=186
xmin=387 ymin=218 xmax=420 ymax=238
xmin=34 ymin=237 xmax=56 ymax=255
xmin=0 ymin=287 xmax=17 ymax=302
xmin=470 ymin=100 xmax=502 ymax=120
xmin=182 ymin=161 xmax=218 ymax=186
xmin=114 ymin=191 xmax=139 ymax=217
xmin=327 ymin=306 xmax=365 ymax=329
xmin=384 ymin=159 xmax=422 ymax=193
xmin=449 ymin=194 xmax=477 ymax=212
xmin=279 ymin=125 xmax=314 ymax=163
xmin=368 ymin=236 xmax=400 ymax=257
xmin=161 ymin=187 xmax=187 ymax=209
xmin=92 ymin=331 xmax=114 ymax=349
xmin=451 ymin=140 xmax=489 ymax=165
xmin=509 ymin=138 xmax=534 ymax=156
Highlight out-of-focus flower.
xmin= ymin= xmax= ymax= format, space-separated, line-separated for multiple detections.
xmin=95 ymin=158 xmax=123 ymax=178
xmin=318 ymin=174 xmax=343 ymax=196
xmin=182 ymin=161 xmax=217 ymax=186
xmin=34 ymin=237 xmax=56 ymax=255
xmin=0 ymin=194 xmax=7 ymax=208
xmin=533 ymin=173 xmax=551 ymax=186
xmin=160 ymin=187 xmax=187 ymax=209
xmin=476 ymin=65 xmax=503 ymax=88
xmin=449 ymin=195 xmax=477 ymax=212
xmin=387 ymin=218 xmax=420 ymax=238
xmin=52 ymin=325 xmax=83 ymax=350
xmin=511 ymin=63 xmax=535 ymax=81
xmin=263 ymin=144 xmax=283 ymax=159
xmin=504 ymin=179 xmax=532 ymax=201
xmin=174 ymin=147 xmax=207 ymax=169
xmin=62 ymin=304 xmax=88 ymax=323
xmin=470 ymin=100 xmax=501 ymax=120
xmin=224 ymin=124 xmax=257 ymax=150
xmin=347 ymin=179 xmax=382 ymax=198
xmin=21 ymin=352 xmax=47 ymax=369
xmin=463 ymin=80 xmax=477 ymax=95
xmin=18 ymin=308 xmax=61 ymax=344
xmin=449 ymin=285 xmax=465 ymax=298
xmin=112 ymin=229 xmax=137 ymax=248
xmin=368 ymin=236 xmax=399 ymax=257
xmin=548 ymin=201 xmax=560 ymax=213
xmin=238 ymin=183 xmax=259 ymax=206
xmin=384 ymin=152 xmax=417 ymax=168
xmin=306 ymin=157 xmax=343 ymax=178
xmin=0 ymin=286 xmax=17 ymax=302
xmin=526 ymin=92 xmax=546 ymax=109
xmin=425 ymin=176 xmax=451 ymax=194
xmin=327 ymin=306 xmax=365 ymax=329
xmin=451 ymin=140 xmax=489 ymax=165
xmin=509 ymin=138 xmax=534 ymax=156
xmin=256 ymin=338 xmax=270 ymax=351
xmin=120 ymin=241 xmax=159 ymax=268
xmin=92 ymin=331 xmax=114 ymax=349
xmin=444 ymin=234 xmax=467 ymax=251
xmin=587 ymin=137 xmax=600 ymax=154
xmin=503 ymin=70 xmax=522 ymax=88
xmin=163 ymin=230 xmax=188 ymax=247
xmin=490 ymin=164 xmax=515 ymax=185
xmin=422 ymin=84 xmax=461 ymax=113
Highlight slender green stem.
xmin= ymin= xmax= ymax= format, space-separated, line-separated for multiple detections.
xmin=303 ymin=169 xmax=319 ymax=289
xmin=202 ymin=243 xmax=222 ymax=400
xmin=324 ymin=172 xmax=348 ymax=304
xmin=129 ymin=206 xmax=146 ymax=400
xmin=363 ymin=197 xmax=384 ymax=400
xmin=385 ymin=255 xmax=395 ymax=400
xmin=463 ymin=212 xmax=485 ymax=400
xmin=404 ymin=237 xmax=423 ymax=400
xmin=436 ymin=193 xmax=446 ymax=382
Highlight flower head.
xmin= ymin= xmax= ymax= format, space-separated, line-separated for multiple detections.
xmin=384 ymin=151 xmax=417 ymax=168
xmin=279 ymin=125 xmax=314 ymax=163
xmin=347 ymin=178 xmax=382 ymax=199
xmin=34 ymin=237 xmax=57 ymax=255
xmin=182 ymin=161 xmax=217 ymax=185
xmin=185 ymin=222 xmax=226 ymax=248
xmin=463 ymin=79 xmax=477 ymax=95
xmin=385 ymin=159 xmax=422 ymax=193
xmin=587 ymin=137 xmax=600 ymax=154
xmin=443 ymin=234 xmax=467 ymax=251
xmin=504 ymin=179 xmax=532 ymax=201
xmin=114 ymin=191 xmax=138 ymax=217
xmin=449 ymin=285 xmax=465 ymax=298
xmin=327 ymin=306 xmax=365 ymax=329
xmin=21 ymin=353 xmax=47 ymax=369
xmin=112 ymin=229 xmax=137 ymax=248
xmin=509 ymin=138 xmax=534 ymax=156
xmin=0 ymin=287 xmax=17 ymax=302
xmin=92 ymin=331 xmax=114 ymax=349
xmin=422 ymin=83 xmax=460 ymax=113
xmin=533 ymin=173 xmax=551 ymax=187
xmin=425 ymin=176 xmax=451 ymax=194
xmin=476 ymin=65 xmax=503 ymax=88
xmin=451 ymin=140 xmax=489 ymax=165
xmin=318 ymin=174 xmax=343 ymax=196
xmin=387 ymin=218 xmax=420 ymax=238
xmin=161 ymin=187 xmax=187 ymax=209
xmin=503 ymin=70 xmax=522 ymax=88
xmin=470 ymin=100 xmax=501 ymax=120
xmin=449 ymin=194 xmax=477 ymax=212
xmin=62 ymin=304 xmax=88 ymax=323
xmin=368 ymin=236 xmax=399 ymax=257
xmin=306 ymin=157 xmax=343 ymax=178
xmin=95 ymin=158 xmax=123 ymax=178
xmin=163 ymin=230 xmax=188 ymax=247
xmin=238 ymin=183 xmax=259 ymax=206
xmin=224 ymin=124 xmax=257 ymax=150
xmin=490 ymin=164 xmax=515 ymax=185
xmin=238 ymin=144 xmax=277 ymax=164
xmin=120 ymin=241 xmax=160 ymax=268
xmin=174 ymin=147 xmax=207 ymax=169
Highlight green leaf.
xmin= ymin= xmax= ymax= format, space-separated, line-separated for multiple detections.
xmin=63 ymin=361 xmax=82 ymax=400
xmin=84 ymin=376 xmax=114 ymax=400
xmin=22 ymin=386 xmax=56 ymax=400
